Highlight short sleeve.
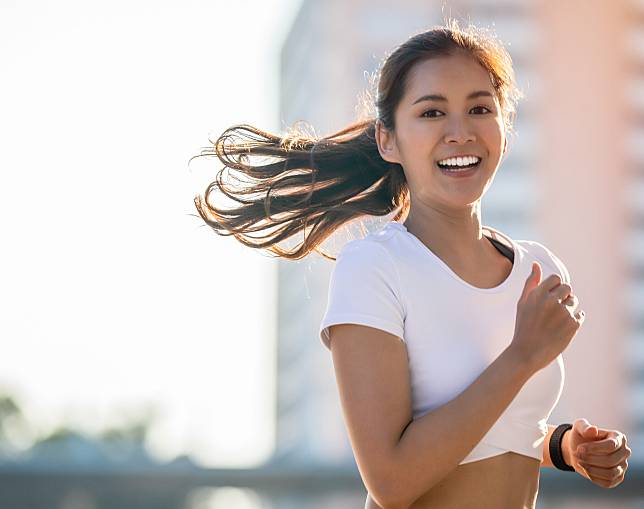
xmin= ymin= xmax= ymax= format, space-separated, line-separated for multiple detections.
xmin=318 ymin=239 xmax=405 ymax=351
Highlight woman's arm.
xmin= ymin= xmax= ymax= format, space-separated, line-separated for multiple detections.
xmin=541 ymin=423 xmax=572 ymax=468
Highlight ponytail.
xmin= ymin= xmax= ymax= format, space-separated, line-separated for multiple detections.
xmin=190 ymin=119 xmax=409 ymax=261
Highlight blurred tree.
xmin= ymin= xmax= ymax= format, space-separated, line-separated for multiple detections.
xmin=0 ymin=392 xmax=33 ymax=458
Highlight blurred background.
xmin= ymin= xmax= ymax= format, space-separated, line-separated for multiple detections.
xmin=1 ymin=0 xmax=643 ymax=508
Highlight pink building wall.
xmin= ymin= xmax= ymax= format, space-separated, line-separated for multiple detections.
xmin=534 ymin=0 xmax=632 ymax=439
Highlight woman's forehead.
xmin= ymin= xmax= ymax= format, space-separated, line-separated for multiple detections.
xmin=405 ymin=56 xmax=497 ymax=102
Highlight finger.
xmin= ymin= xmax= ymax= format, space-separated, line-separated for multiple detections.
xmin=578 ymin=435 xmax=620 ymax=455
xmin=591 ymin=475 xmax=622 ymax=489
xmin=562 ymin=294 xmax=578 ymax=310
xmin=577 ymin=460 xmax=603 ymax=479
xmin=589 ymin=428 xmax=611 ymax=440
xmin=577 ymin=461 xmax=625 ymax=483
xmin=564 ymin=293 xmax=577 ymax=302
xmin=584 ymin=425 xmax=598 ymax=437
xmin=575 ymin=462 xmax=591 ymax=480
xmin=578 ymin=446 xmax=627 ymax=469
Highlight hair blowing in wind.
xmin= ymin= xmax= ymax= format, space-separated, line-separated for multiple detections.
xmin=189 ymin=18 xmax=523 ymax=261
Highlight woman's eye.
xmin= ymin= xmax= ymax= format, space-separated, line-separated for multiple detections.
xmin=421 ymin=109 xmax=443 ymax=118
xmin=421 ymin=106 xmax=491 ymax=118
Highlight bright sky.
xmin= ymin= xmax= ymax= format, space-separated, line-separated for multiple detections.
xmin=0 ymin=0 xmax=301 ymax=468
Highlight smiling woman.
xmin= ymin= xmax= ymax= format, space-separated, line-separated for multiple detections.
xmin=375 ymin=50 xmax=510 ymax=213
xmin=189 ymin=19 xmax=522 ymax=263
xmin=191 ymin=17 xmax=590 ymax=509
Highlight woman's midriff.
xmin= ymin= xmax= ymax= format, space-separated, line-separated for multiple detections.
xmin=365 ymin=451 xmax=541 ymax=509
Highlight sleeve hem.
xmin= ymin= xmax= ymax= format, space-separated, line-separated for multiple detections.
xmin=319 ymin=313 xmax=405 ymax=351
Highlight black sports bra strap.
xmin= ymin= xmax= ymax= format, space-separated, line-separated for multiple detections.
xmin=486 ymin=236 xmax=514 ymax=264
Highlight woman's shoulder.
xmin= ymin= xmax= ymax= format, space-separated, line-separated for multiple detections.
xmin=336 ymin=236 xmax=393 ymax=268
xmin=514 ymin=238 xmax=571 ymax=285
xmin=336 ymin=222 xmax=399 ymax=260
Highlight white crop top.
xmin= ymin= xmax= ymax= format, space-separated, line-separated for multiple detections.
xmin=319 ymin=221 xmax=571 ymax=465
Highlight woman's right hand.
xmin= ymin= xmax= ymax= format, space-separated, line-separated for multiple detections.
xmin=509 ymin=261 xmax=585 ymax=373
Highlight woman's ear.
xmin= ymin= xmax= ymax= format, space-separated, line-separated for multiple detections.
xmin=375 ymin=119 xmax=401 ymax=164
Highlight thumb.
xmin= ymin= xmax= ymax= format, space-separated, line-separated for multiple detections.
xmin=520 ymin=262 xmax=541 ymax=300
xmin=574 ymin=417 xmax=597 ymax=436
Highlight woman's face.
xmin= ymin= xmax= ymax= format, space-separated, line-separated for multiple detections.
xmin=376 ymin=51 xmax=507 ymax=210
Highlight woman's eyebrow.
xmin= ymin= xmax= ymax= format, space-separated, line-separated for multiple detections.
xmin=412 ymin=90 xmax=494 ymax=104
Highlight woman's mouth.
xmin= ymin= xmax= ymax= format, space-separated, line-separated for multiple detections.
xmin=436 ymin=158 xmax=481 ymax=178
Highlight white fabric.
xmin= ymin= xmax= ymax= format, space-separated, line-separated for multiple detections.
xmin=319 ymin=221 xmax=571 ymax=465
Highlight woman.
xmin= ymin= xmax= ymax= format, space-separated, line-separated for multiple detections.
xmin=192 ymin=19 xmax=631 ymax=509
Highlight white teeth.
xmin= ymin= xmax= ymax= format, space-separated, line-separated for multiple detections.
xmin=437 ymin=156 xmax=481 ymax=166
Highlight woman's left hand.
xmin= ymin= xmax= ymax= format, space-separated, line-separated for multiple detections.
xmin=567 ymin=418 xmax=632 ymax=488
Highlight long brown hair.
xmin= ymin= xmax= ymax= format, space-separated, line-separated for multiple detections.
xmin=190 ymin=18 xmax=523 ymax=261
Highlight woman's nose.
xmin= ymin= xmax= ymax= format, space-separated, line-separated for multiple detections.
xmin=444 ymin=120 xmax=476 ymax=144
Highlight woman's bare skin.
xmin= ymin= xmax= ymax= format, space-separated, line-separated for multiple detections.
xmin=365 ymin=451 xmax=541 ymax=509
xmin=442 ymin=231 xmax=514 ymax=289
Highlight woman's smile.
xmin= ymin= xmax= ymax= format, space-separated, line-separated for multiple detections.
xmin=435 ymin=157 xmax=483 ymax=178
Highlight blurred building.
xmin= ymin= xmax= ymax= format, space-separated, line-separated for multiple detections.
xmin=272 ymin=0 xmax=642 ymax=503
xmin=628 ymin=0 xmax=644 ymax=446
